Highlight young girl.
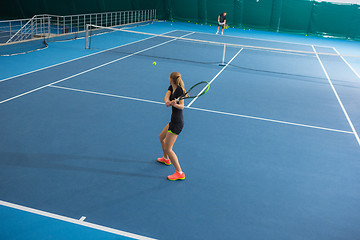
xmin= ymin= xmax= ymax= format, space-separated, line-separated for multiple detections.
xmin=157 ymin=72 xmax=186 ymax=181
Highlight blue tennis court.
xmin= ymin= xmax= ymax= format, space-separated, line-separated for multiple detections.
xmin=1 ymin=21 xmax=360 ymax=240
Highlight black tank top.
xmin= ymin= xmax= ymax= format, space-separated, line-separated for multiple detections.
xmin=168 ymin=85 xmax=184 ymax=123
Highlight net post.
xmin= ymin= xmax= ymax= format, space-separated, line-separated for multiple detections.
xmin=219 ymin=44 xmax=226 ymax=66
xmin=85 ymin=24 xmax=89 ymax=49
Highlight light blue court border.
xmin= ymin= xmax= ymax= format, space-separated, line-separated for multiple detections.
xmin=0 ymin=200 xmax=155 ymax=240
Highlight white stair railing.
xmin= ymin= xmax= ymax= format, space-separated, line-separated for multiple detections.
xmin=6 ymin=15 xmax=51 ymax=43
xmin=4 ymin=9 xmax=156 ymax=44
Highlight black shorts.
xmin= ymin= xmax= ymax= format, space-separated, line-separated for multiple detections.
xmin=168 ymin=121 xmax=184 ymax=135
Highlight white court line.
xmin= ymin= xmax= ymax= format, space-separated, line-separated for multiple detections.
xmin=187 ymin=106 xmax=353 ymax=134
xmin=50 ymin=85 xmax=164 ymax=105
xmin=48 ymin=85 xmax=353 ymax=135
xmin=0 ymin=32 xmax=195 ymax=105
xmin=187 ymin=48 xmax=243 ymax=107
xmin=79 ymin=216 xmax=86 ymax=221
xmin=0 ymin=200 xmax=156 ymax=240
xmin=332 ymin=47 xmax=360 ymax=80
xmin=0 ymin=30 xmax=178 ymax=83
xmin=312 ymin=45 xmax=360 ymax=146
xmin=197 ymin=30 xmax=335 ymax=49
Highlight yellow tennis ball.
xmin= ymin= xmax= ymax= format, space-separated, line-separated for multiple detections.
xmin=153 ymin=62 xmax=156 ymax=66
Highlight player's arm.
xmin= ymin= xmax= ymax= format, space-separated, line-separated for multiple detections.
xmin=164 ymin=90 xmax=171 ymax=106
xmin=171 ymin=99 xmax=184 ymax=110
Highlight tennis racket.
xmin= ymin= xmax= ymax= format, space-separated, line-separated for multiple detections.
xmin=176 ymin=81 xmax=210 ymax=103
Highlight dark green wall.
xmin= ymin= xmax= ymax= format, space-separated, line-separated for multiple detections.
xmin=1 ymin=0 xmax=359 ymax=40
xmin=164 ymin=0 xmax=360 ymax=40
xmin=0 ymin=0 xmax=166 ymax=19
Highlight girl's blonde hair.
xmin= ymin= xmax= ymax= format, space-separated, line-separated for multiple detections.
xmin=170 ymin=72 xmax=186 ymax=94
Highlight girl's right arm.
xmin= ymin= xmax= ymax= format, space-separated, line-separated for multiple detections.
xmin=164 ymin=90 xmax=171 ymax=107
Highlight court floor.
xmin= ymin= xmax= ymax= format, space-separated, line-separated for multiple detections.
xmin=1 ymin=21 xmax=360 ymax=240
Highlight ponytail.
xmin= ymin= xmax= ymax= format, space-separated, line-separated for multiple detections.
xmin=170 ymin=72 xmax=186 ymax=94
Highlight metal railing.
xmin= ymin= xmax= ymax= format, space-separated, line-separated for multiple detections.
xmin=3 ymin=9 xmax=156 ymax=44
xmin=6 ymin=15 xmax=51 ymax=43
xmin=48 ymin=9 xmax=156 ymax=35
xmin=0 ymin=18 xmax=31 ymax=43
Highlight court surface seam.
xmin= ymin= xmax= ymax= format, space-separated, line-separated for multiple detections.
xmin=0 ymin=200 xmax=156 ymax=240
xmin=0 ymin=32 xmax=195 ymax=105
xmin=49 ymin=85 xmax=354 ymax=135
xmin=312 ymin=45 xmax=360 ymax=146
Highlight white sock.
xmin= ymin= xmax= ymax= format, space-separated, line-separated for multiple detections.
xmin=178 ymin=171 xmax=183 ymax=174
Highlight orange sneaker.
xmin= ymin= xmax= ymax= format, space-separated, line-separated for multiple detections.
xmin=167 ymin=171 xmax=185 ymax=181
xmin=157 ymin=156 xmax=171 ymax=165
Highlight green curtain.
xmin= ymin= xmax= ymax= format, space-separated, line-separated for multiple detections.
xmin=1 ymin=0 xmax=360 ymax=40
xmin=0 ymin=0 xmax=166 ymax=19
xmin=310 ymin=2 xmax=360 ymax=39
xmin=164 ymin=0 xmax=360 ymax=40
xmin=274 ymin=0 xmax=313 ymax=34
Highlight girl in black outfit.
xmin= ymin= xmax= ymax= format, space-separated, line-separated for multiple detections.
xmin=157 ymin=72 xmax=186 ymax=181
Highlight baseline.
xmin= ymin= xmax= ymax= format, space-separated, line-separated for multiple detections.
xmin=0 ymin=200 xmax=155 ymax=240
xmin=193 ymin=30 xmax=336 ymax=49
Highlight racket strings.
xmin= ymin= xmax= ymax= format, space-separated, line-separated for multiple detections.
xmin=185 ymin=82 xmax=209 ymax=99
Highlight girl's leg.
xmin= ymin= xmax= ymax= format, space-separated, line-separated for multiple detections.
xmin=159 ymin=124 xmax=169 ymax=159
xmin=164 ymin=132 xmax=182 ymax=172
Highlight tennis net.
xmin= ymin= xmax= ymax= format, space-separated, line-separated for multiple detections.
xmin=85 ymin=24 xmax=360 ymax=83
